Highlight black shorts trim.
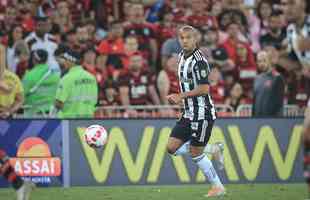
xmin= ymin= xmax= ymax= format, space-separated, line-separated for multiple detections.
xmin=170 ymin=117 xmax=214 ymax=146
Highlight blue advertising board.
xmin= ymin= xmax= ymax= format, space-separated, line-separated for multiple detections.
xmin=68 ymin=118 xmax=304 ymax=186
xmin=0 ymin=120 xmax=63 ymax=187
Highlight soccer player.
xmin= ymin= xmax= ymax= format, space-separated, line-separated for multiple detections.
xmin=0 ymin=149 xmax=35 ymax=200
xmin=166 ymin=25 xmax=225 ymax=197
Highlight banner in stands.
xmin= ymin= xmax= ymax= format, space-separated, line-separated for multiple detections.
xmin=0 ymin=120 xmax=63 ymax=187
xmin=68 ymin=118 xmax=304 ymax=186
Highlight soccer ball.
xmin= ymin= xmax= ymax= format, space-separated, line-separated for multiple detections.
xmin=84 ymin=125 xmax=108 ymax=148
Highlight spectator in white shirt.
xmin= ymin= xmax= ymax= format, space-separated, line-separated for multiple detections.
xmin=24 ymin=16 xmax=60 ymax=73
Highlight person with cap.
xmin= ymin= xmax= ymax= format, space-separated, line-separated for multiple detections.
xmin=22 ymin=49 xmax=60 ymax=117
xmin=53 ymin=46 xmax=98 ymax=118
xmin=24 ymin=16 xmax=60 ymax=73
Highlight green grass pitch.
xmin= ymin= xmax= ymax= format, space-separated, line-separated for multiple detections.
xmin=0 ymin=184 xmax=307 ymax=200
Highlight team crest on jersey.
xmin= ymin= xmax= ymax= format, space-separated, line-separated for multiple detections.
xmin=201 ymin=70 xmax=207 ymax=78
xmin=191 ymin=122 xmax=199 ymax=130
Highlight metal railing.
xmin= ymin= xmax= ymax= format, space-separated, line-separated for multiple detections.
xmin=235 ymin=104 xmax=304 ymax=117
xmin=94 ymin=104 xmax=235 ymax=118
xmin=14 ymin=104 xmax=303 ymax=118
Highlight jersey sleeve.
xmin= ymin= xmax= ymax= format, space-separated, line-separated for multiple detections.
xmin=194 ymin=60 xmax=210 ymax=85
xmin=55 ymin=78 xmax=70 ymax=103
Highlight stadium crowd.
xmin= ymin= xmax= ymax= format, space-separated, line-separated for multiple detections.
xmin=0 ymin=0 xmax=309 ymax=118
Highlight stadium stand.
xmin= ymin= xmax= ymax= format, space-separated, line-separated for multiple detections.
xmin=0 ymin=0 xmax=308 ymax=119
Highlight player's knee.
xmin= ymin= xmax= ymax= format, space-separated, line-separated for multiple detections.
xmin=189 ymin=146 xmax=204 ymax=158
xmin=167 ymin=145 xmax=177 ymax=155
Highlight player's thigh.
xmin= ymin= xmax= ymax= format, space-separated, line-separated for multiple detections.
xmin=167 ymin=118 xmax=191 ymax=154
xmin=189 ymin=146 xmax=205 ymax=157
xmin=189 ymin=119 xmax=214 ymax=157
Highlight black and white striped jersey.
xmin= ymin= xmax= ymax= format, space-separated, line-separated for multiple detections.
xmin=178 ymin=48 xmax=216 ymax=121
xmin=286 ymin=15 xmax=310 ymax=68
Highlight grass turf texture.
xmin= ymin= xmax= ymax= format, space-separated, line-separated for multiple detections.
xmin=0 ymin=184 xmax=307 ymax=200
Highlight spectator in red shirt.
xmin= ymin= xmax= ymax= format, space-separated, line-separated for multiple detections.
xmin=53 ymin=0 xmax=73 ymax=34
xmin=157 ymin=55 xmax=179 ymax=117
xmin=185 ymin=0 xmax=217 ymax=28
xmin=208 ymin=66 xmax=225 ymax=104
xmin=67 ymin=0 xmax=85 ymax=24
xmin=235 ymin=42 xmax=257 ymax=97
xmin=217 ymin=9 xmax=248 ymax=44
xmin=119 ymin=53 xmax=160 ymax=116
xmin=170 ymin=0 xmax=190 ymax=22
xmin=97 ymin=20 xmax=124 ymax=63
xmin=95 ymin=78 xmax=121 ymax=118
xmin=158 ymin=12 xmax=177 ymax=45
xmin=199 ymin=27 xmax=234 ymax=73
xmin=100 ymin=79 xmax=120 ymax=107
xmin=123 ymin=2 xmax=158 ymax=69
xmin=20 ymin=8 xmax=35 ymax=33
xmin=157 ymin=55 xmax=179 ymax=105
xmin=108 ymin=36 xmax=145 ymax=79
xmin=81 ymin=47 xmax=106 ymax=86
xmin=220 ymin=22 xmax=255 ymax=80
xmin=99 ymin=34 xmax=142 ymax=80
xmin=286 ymin=68 xmax=310 ymax=109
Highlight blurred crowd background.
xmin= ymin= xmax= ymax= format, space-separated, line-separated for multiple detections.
xmin=0 ymin=0 xmax=309 ymax=118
